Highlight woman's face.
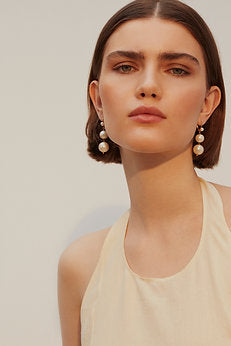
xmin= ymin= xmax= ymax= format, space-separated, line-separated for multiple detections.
xmin=90 ymin=17 xmax=220 ymax=158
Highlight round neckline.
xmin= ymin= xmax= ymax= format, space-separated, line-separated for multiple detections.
xmin=121 ymin=178 xmax=207 ymax=282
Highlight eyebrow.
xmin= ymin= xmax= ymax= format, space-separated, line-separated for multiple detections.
xmin=106 ymin=50 xmax=200 ymax=66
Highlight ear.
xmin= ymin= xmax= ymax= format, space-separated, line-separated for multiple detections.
xmin=89 ymin=80 xmax=104 ymax=121
xmin=198 ymin=86 xmax=221 ymax=125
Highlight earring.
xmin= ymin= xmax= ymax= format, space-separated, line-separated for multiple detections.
xmin=98 ymin=121 xmax=109 ymax=154
xmin=193 ymin=125 xmax=205 ymax=156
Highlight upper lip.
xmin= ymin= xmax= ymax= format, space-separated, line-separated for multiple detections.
xmin=129 ymin=106 xmax=166 ymax=118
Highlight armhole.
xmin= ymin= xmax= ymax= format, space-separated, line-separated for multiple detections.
xmin=80 ymin=209 xmax=130 ymax=311
xmin=80 ymin=225 xmax=113 ymax=312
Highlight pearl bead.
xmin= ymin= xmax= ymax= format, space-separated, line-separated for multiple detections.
xmin=195 ymin=134 xmax=205 ymax=143
xmin=193 ymin=144 xmax=204 ymax=156
xmin=100 ymin=130 xmax=108 ymax=140
xmin=100 ymin=121 xmax=104 ymax=127
xmin=98 ymin=141 xmax=109 ymax=153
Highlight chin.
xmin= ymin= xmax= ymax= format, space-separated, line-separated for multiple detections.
xmin=119 ymin=143 xmax=166 ymax=155
xmin=121 ymin=139 xmax=165 ymax=152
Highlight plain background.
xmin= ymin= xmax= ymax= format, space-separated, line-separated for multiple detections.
xmin=0 ymin=0 xmax=230 ymax=345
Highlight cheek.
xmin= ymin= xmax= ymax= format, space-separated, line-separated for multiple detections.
xmin=99 ymin=83 xmax=116 ymax=109
xmin=99 ymin=77 xmax=130 ymax=107
xmin=171 ymin=85 xmax=206 ymax=147
xmin=99 ymin=80 xmax=129 ymax=125
xmin=98 ymin=80 xmax=133 ymax=146
xmin=171 ymin=83 xmax=206 ymax=122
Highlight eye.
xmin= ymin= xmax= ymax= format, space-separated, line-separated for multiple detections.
xmin=113 ymin=64 xmax=135 ymax=73
xmin=169 ymin=68 xmax=189 ymax=76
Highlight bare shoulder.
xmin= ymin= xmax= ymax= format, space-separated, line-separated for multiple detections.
xmin=58 ymin=226 xmax=111 ymax=299
xmin=210 ymin=181 xmax=231 ymax=230
xmin=58 ymin=227 xmax=111 ymax=345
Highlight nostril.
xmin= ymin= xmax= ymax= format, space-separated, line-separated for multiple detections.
xmin=140 ymin=92 xmax=157 ymax=98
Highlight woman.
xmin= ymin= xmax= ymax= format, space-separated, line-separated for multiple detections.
xmin=58 ymin=0 xmax=231 ymax=345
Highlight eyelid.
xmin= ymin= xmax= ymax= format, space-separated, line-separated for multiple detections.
xmin=113 ymin=60 xmax=137 ymax=67
xmin=111 ymin=61 xmax=192 ymax=75
xmin=165 ymin=61 xmax=190 ymax=68
xmin=113 ymin=63 xmax=137 ymax=73
xmin=170 ymin=68 xmax=189 ymax=75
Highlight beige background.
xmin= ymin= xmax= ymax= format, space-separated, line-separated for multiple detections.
xmin=0 ymin=0 xmax=230 ymax=345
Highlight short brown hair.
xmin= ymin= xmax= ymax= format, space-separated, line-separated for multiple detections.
xmin=86 ymin=0 xmax=226 ymax=169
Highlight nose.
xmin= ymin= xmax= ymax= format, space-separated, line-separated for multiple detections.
xmin=135 ymin=68 xmax=161 ymax=100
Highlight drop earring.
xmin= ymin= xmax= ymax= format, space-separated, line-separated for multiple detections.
xmin=193 ymin=125 xmax=205 ymax=156
xmin=98 ymin=121 xmax=109 ymax=154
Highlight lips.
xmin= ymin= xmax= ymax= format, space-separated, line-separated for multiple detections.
xmin=129 ymin=106 xmax=166 ymax=118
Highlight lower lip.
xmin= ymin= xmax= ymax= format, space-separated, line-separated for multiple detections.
xmin=130 ymin=114 xmax=165 ymax=123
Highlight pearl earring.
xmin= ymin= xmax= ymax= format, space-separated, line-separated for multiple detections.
xmin=98 ymin=121 xmax=109 ymax=154
xmin=193 ymin=125 xmax=205 ymax=156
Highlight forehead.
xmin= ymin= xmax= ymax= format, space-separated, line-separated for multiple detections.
xmin=103 ymin=17 xmax=205 ymax=65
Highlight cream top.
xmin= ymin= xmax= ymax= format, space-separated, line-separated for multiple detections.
xmin=81 ymin=178 xmax=231 ymax=345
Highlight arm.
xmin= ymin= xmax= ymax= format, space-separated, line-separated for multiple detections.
xmin=58 ymin=248 xmax=82 ymax=346
xmin=57 ymin=227 xmax=110 ymax=345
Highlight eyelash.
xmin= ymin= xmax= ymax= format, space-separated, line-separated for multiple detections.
xmin=113 ymin=64 xmax=190 ymax=77
xmin=170 ymin=68 xmax=190 ymax=76
xmin=113 ymin=64 xmax=136 ymax=73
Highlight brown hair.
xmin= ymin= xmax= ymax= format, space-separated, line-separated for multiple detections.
xmin=86 ymin=0 xmax=226 ymax=169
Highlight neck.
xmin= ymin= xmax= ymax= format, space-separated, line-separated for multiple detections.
xmin=121 ymin=148 xmax=202 ymax=235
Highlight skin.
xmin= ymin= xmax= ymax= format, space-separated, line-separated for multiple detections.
xmin=90 ymin=17 xmax=220 ymax=158
xmin=89 ymin=17 xmax=222 ymax=259
xmin=58 ymin=17 xmax=231 ymax=346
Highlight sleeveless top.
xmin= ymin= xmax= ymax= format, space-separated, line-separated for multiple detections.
xmin=80 ymin=178 xmax=231 ymax=345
